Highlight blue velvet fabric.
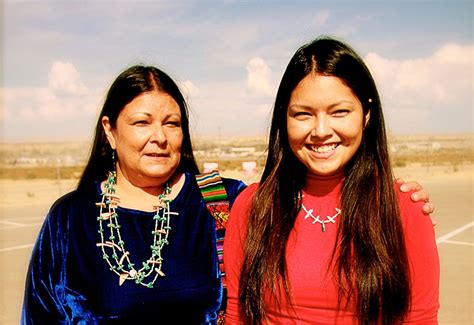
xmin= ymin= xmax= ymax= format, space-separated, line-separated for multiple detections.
xmin=22 ymin=173 xmax=246 ymax=324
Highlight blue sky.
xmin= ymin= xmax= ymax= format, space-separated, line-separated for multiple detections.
xmin=1 ymin=0 xmax=473 ymax=141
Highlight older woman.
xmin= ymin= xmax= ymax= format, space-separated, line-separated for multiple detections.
xmin=21 ymin=65 xmax=246 ymax=324
xmin=22 ymin=64 xmax=433 ymax=324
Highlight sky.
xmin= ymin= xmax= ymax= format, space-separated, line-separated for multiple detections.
xmin=1 ymin=0 xmax=473 ymax=142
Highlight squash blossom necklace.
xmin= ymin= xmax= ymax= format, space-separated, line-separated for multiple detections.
xmin=96 ymin=171 xmax=177 ymax=288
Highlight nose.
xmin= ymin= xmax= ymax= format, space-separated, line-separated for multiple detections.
xmin=150 ymin=123 xmax=167 ymax=146
xmin=311 ymin=115 xmax=332 ymax=139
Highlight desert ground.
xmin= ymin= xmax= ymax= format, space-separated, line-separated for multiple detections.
xmin=0 ymin=164 xmax=472 ymax=324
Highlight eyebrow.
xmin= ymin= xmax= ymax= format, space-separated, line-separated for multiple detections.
xmin=129 ymin=112 xmax=181 ymax=118
xmin=130 ymin=112 xmax=152 ymax=117
xmin=288 ymin=100 xmax=355 ymax=110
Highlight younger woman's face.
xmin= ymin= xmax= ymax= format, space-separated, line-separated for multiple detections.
xmin=287 ymin=74 xmax=368 ymax=177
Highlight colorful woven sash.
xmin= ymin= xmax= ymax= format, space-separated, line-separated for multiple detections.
xmin=195 ymin=171 xmax=230 ymax=230
xmin=195 ymin=171 xmax=230 ymax=324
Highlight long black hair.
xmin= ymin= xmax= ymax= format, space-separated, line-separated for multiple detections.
xmin=240 ymin=36 xmax=410 ymax=324
xmin=77 ymin=65 xmax=199 ymax=190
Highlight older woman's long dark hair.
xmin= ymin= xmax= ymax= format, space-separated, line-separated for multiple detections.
xmin=239 ymin=37 xmax=410 ymax=324
xmin=77 ymin=65 xmax=199 ymax=190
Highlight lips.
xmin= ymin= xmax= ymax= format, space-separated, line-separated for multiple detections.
xmin=145 ymin=152 xmax=169 ymax=157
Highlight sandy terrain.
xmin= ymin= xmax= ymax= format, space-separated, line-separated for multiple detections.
xmin=0 ymin=164 xmax=473 ymax=324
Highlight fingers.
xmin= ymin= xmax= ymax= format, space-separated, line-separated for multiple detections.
xmin=422 ymin=202 xmax=435 ymax=215
xmin=423 ymin=202 xmax=437 ymax=228
xmin=410 ymin=189 xmax=429 ymax=202
xmin=429 ymin=213 xmax=438 ymax=227
xmin=396 ymin=178 xmax=437 ymax=227
xmin=400 ymin=181 xmax=423 ymax=193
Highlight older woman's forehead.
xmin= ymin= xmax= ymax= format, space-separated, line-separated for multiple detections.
xmin=121 ymin=91 xmax=181 ymax=114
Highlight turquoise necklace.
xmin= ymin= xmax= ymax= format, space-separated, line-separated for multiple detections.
xmin=96 ymin=171 xmax=177 ymax=288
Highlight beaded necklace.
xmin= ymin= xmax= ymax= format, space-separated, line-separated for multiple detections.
xmin=301 ymin=204 xmax=341 ymax=232
xmin=96 ymin=171 xmax=177 ymax=288
xmin=298 ymin=193 xmax=341 ymax=232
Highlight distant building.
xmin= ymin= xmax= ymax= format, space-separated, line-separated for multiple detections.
xmin=230 ymin=147 xmax=256 ymax=156
xmin=203 ymin=162 xmax=219 ymax=172
xmin=242 ymin=161 xmax=257 ymax=176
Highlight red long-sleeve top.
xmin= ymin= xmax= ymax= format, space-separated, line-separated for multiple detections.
xmin=224 ymin=174 xmax=439 ymax=324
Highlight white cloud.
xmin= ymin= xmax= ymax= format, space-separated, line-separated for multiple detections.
xmin=365 ymin=43 xmax=473 ymax=133
xmin=255 ymin=104 xmax=272 ymax=118
xmin=48 ymin=61 xmax=88 ymax=94
xmin=180 ymin=80 xmax=200 ymax=99
xmin=433 ymin=43 xmax=473 ymax=65
xmin=19 ymin=106 xmax=36 ymax=119
xmin=185 ymin=79 xmax=272 ymax=137
xmin=2 ymin=61 xmax=100 ymax=124
xmin=246 ymin=57 xmax=274 ymax=96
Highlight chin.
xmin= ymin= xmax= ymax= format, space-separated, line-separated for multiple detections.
xmin=142 ymin=169 xmax=173 ymax=178
xmin=308 ymin=165 xmax=343 ymax=177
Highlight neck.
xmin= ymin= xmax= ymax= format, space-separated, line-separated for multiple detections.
xmin=304 ymin=171 xmax=344 ymax=197
xmin=104 ymin=171 xmax=185 ymax=212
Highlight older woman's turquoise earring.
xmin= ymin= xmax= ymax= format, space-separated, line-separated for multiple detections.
xmin=112 ymin=150 xmax=116 ymax=172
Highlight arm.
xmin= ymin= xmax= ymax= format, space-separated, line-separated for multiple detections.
xmin=22 ymin=207 xmax=69 ymax=324
xmin=398 ymin=189 xmax=440 ymax=323
xmin=396 ymin=179 xmax=436 ymax=225
xmin=224 ymin=185 xmax=256 ymax=324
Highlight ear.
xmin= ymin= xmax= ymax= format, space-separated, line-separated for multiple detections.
xmin=364 ymin=110 xmax=371 ymax=128
xmin=101 ymin=116 xmax=117 ymax=150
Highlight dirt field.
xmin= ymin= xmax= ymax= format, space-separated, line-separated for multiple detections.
xmin=0 ymin=165 xmax=472 ymax=324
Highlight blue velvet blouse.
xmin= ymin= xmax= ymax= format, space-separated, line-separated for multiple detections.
xmin=22 ymin=173 xmax=246 ymax=324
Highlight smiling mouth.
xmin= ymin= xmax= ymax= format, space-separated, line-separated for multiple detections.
xmin=307 ymin=143 xmax=339 ymax=153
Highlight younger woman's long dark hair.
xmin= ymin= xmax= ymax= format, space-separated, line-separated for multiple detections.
xmin=239 ymin=36 xmax=410 ymax=324
xmin=77 ymin=65 xmax=199 ymax=191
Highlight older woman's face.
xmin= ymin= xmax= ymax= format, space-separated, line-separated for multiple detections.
xmin=103 ymin=91 xmax=183 ymax=186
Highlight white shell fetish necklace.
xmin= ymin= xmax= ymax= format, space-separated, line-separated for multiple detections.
xmin=96 ymin=171 xmax=178 ymax=288
xmin=301 ymin=204 xmax=341 ymax=232
xmin=299 ymin=194 xmax=341 ymax=232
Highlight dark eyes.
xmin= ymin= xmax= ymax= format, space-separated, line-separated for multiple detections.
xmin=331 ymin=109 xmax=350 ymax=117
xmin=165 ymin=120 xmax=181 ymax=127
xmin=132 ymin=120 xmax=181 ymax=127
xmin=291 ymin=109 xmax=350 ymax=118
xmin=293 ymin=111 xmax=312 ymax=117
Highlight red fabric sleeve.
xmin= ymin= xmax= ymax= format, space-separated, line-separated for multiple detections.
xmin=224 ymin=184 xmax=258 ymax=324
xmin=397 ymin=185 xmax=440 ymax=324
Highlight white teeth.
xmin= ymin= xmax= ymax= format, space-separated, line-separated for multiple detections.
xmin=310 ymin=143 xmax=337 ymax=153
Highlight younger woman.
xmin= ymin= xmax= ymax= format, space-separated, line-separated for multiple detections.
xmin=225 ymin=37 xmax=439 ymax=324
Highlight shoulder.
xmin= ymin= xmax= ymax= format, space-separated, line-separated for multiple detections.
xmin=229 ymin=183 xmax=259 ymax=217
xmin=31 ymin=188 xmax=87 ymax=248
xmin=227 ymin=183 xmax=258 ymax=233
xmin=49 ymin=190 xmax=82 ymax=215
xmin=393 ymin=182 xmax=424 ymax=219
xmin=221 ymin=176 xmax=247 ymax=202
xmin=190 ymin=171 xmax=247 ymax=204
xmin=393 ymin=182 xmax=434 ymax=241
xmin=234 ymin=182 xmax=259 ymax=202
xmin=53 ymin=182 xmax=98 ymax=209
xmin=47 ymin=183 xmax=99 ymax=223
xmin=221 ymin=176 xmax=246 ymax=189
